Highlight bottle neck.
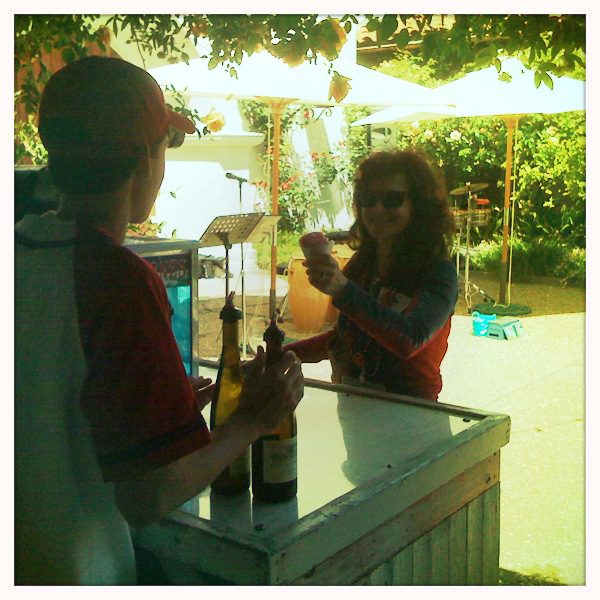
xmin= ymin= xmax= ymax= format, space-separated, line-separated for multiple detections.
xmin=266 ymin=341 xmax=283 ymax=367
xmin=222 ymin=321 xmax=240 ymax=363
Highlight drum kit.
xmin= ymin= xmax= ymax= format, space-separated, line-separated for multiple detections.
xmin=449 ymin=182 xmax=495 ymax=310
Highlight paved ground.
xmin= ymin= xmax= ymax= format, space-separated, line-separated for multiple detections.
xmin=199 ymin=250 xmax=586 ymax=585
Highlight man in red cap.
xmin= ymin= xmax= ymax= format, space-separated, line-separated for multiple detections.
xmin=15 ymin=56 xmax=304 ymax=585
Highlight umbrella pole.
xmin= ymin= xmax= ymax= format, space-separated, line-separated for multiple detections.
xmin=269 ymin=105 xmax=281 ymax=317
xmin=499 ymin=116 xmax=518 ymax=304
xmin=268 ymin=100 xmax=288 ymax=318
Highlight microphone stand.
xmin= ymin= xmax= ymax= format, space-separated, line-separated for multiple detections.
xmin=235 ymin=178 xmax=249 ymax=361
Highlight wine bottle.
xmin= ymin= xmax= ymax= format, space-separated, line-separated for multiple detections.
xmin=252 ymin=316 xmax=298 ymax=503
xmin=210 ymin=292 xmax=250 ymax=495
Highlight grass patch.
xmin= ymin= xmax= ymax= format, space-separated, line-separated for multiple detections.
xmin=499 ymin=568 xmax=565 ymax=585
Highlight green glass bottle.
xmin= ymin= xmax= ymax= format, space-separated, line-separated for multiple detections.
xmin=252 ymin=317 xmax=298 ymax=503
xmin=210 ymin=293 xmax=250 ymax=495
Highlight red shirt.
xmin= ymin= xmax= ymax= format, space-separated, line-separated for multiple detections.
xmin=74 ymin=226 xmax=210 ymax=481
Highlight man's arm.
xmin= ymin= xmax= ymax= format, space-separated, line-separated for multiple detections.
xmin=114 ymin=350 xmax=303 ymax=528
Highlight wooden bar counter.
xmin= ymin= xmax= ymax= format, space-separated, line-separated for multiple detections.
xmin=133 ymin=364 xmax=510 ymax=585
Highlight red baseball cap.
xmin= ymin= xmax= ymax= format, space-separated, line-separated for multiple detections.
xmin=38 ymin=56 xmax=196 ymax=158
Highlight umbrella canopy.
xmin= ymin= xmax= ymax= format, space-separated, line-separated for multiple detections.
xmin=151 ymin=51 xmax=445 ymax=314
xmin=150 ymin=50 xmax=439 ymax=107
xmin=354 ymin=58 xmax=584 ymax=125
xmin=352 ymin=103 xmax=459 ymax=126
xmin=352 ymin=58 xmax=586 ymax=306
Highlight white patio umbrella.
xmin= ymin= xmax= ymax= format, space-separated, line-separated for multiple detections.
xmin=352 ymin=58 xmax=585 ymax=307
xmin=150 ymin=50 xmax=445 ymax=314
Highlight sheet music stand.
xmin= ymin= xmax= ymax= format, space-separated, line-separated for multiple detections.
xmin=198 ymin=213 xmax=280 ymax=358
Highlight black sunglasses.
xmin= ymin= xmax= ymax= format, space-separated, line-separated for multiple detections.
xmin=167 ymin=126 xmax=186 ymax=149
xmin=356 ymin=190 xmax=407 ymax=209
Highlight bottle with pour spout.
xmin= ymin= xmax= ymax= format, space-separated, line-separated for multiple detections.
xmin=251 ymin=316 xmax=298 ymax=502
xmin=210 ymin=292 xmax=250 ymax=495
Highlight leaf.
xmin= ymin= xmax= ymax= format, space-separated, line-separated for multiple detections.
xmin=534 ymin=71 xmax=542 ymax=88
xmin=394 ymin=28 xmax=410 ymax=48
xmin=365 ymin=17 xmax=380 ymax=32
xmin=540 ymin=71 xmax=554 ymax=90
xmin=379 ymin=14 xmax=398 ymax=41
xmin=208 ymin=56 xmax=220 ymax=70
xmin=328 ymin=72 xmax=352 ymax=103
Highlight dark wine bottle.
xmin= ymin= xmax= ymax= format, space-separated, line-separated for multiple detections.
xmin=210 ymin=292 xmax=250 ymax=495
xmin=252 ymin=317 xmax=298 ymax=503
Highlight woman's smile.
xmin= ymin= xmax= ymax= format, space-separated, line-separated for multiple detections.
xmin=362 ymin=174 xmax=411 ymax=240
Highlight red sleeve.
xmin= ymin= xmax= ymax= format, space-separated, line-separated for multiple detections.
xmin=75 ymin=231 xmax=210 ymax=481
xmin=284 ymin=330 xmax=334 ymax=363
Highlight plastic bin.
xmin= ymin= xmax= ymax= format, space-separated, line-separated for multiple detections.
xmin=472 ymin=311 xmax=496 ymax=336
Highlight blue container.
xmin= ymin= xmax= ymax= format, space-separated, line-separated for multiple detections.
xmin=472 ymin=311 xmax=496 ymax=336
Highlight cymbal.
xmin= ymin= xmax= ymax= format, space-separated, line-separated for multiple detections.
xmin=450 ymin=182 xmax=489 ymax=196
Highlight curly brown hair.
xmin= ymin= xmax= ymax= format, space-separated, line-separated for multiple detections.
xmin=347 ymin=149 xmax=455 ymax=292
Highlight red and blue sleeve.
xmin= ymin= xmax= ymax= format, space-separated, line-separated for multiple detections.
xmin=333 ymin=260 xmax=458 ymax=359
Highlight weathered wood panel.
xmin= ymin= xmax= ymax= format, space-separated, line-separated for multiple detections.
xmin=368 ymin=561 xmax=392 ymax=585
xmin=359 ymin=484 xmax=499 ymax=586
xmin=431 ymin=517 xmax=450 ymax=585
xmin=482 ymin=483 xmax=500 ymax=584
xmin=466 ymin=493 xmax=484 ymax=584
xmin=391 ymin=544 xmax=413 ymax=585
xmin=289 ymin=453 xmax=499 ymax=584
xmin=448 ymin=503 xmax=468 ymax=584
xmin=412 ymin=531 xmax=433 ymax=584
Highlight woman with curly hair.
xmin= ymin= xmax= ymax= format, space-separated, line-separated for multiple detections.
xmin=286 ymin=149 xmax=458 ymax=400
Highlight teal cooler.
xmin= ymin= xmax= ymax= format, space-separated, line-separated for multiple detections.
xmin=471 ymin=311 xmax=496 ymax=336
xmin=125 ymin=238 xmax=200 ymax=376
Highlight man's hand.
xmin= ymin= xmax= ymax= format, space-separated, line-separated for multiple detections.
xmin=188 ymin=376 xmax=214 ymax=411
xmin=304 ymin=254 xmax=347 ymax=299
xmin=238 ymin=347 xmax=304 ymax=436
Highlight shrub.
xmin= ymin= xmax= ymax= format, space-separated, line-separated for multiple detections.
xmin=555 ymin=247 xmax=586 ymax=287
xmin=469 ymin=237 xmax=585 ymax=285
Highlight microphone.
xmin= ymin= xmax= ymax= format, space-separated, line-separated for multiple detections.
xmin=225 ymin=172 xmax=248 ymax=183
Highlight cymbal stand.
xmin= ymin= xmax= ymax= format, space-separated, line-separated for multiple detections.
xmin=464 ymin=188 xmax=473 ymax=309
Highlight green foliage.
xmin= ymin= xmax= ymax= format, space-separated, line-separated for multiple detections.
xmin=512 ymin=112 xmax=586 ymax=248
xmin=469 ymin=237 xmax=585 ymax=286
xmin=393 ymin=116 xmax=507 ymax=245
xmin=368 ymin=14 xmax=585 ymax=84
xmin=554 ymin=246 xmax=586 ymax=287
xmin=15 ymin=14 xmax=585 ymax=122
xmin=15 ymin=15 xmax=105 ymax=114
xmin=14 ymin=110 xmax=47 ymax=166
xmin=342 ymin=105 xmax=371 ymax=170
xmin=253 ymin=230 xmax=302 ymax=270
xmin=239 ymin=100 xmax=320 ymax=234
xmin=376 ymin=53 xmax=454 ymax=87
xmin=275 ymin=144 xmax=321 ymax=233
xmin=310 ymin=145 xmax=352 ymax=188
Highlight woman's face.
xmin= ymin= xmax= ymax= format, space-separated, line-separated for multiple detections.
xmin=360 ymin=173 xmax=412 ymax=242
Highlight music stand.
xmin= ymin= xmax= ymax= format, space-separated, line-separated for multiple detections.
xmin=198 ymin=213 xmax=280 ymax=358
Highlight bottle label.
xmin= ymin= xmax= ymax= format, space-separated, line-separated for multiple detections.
xmin=262 ymin=438 xmax=297 ymax=483
xmin=229 ymin=450 xmax=250 ymax=477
